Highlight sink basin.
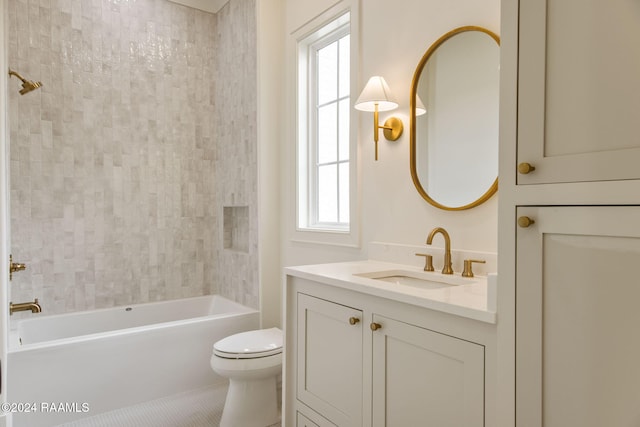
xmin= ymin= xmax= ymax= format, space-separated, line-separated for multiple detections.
xmin=354 ymin=269 xmax=479 ymax=289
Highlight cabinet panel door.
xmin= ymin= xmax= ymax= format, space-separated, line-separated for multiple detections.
xmin=517 ymin=0 xmax=640 ymax=184
xmin=371 ymin=315 xmax=484 ymax=427
xmin=297 ymin=294 xmax=363 ymax=427
xmin=516 ymin=206 xmax=640 ymax=426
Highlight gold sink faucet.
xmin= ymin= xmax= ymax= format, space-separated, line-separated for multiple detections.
xmin=10 ymin=298 xmax=42 ymax=315
xmin=426 ymin=227 xmax=453 ymax=274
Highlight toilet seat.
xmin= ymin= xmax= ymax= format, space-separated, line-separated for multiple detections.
xmin=213 ymin=327 xmax=282 ymax=359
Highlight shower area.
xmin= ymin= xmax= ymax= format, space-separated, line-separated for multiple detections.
xmin=1 ymin=0 xmax=261 ymax=423
xmin=6 ymin=0 xmax=259 ymax=316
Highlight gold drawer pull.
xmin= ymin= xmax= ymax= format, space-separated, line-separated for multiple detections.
xmin=370 ymin=322 xmax=382 ymax=331
xmin=518 ymin=216 xmax=535 ymax=228
xmin=349 ymin=317 xmax=360 ymax=325
xmin=518 ymin=162 xmax=536 ymax=174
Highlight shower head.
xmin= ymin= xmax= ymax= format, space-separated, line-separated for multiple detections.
xmin=19 ymin=79 xmax=42 ymax=95
xmin=8 ymin=69 xmax=43 ymax=95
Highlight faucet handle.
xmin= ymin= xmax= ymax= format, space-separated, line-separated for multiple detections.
xmin=9 ymin=254 xmax=27 ymax=281
xmin=415 ymin=253 xmax=434 ymax=272
xmin=462 ymin=259 xmax=486 ymax=278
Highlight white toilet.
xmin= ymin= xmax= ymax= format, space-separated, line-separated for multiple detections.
xmin=210 ymin=327 xmax=283 ymax=427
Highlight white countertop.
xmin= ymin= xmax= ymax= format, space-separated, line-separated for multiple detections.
xmin=285 ymin=260 xmax=497 ymax=324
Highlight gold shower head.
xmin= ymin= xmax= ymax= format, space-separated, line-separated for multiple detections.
xmin=8 ymin=69 xmax=43 ymax=95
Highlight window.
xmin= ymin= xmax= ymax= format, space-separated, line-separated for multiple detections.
xmin=297 ymin=12 xmax=354 ymax=237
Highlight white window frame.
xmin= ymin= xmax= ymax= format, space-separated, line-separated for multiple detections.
xmin=292 ymin=6 xmax=360 ymax=247
xmin=307 ymin=26 xmax=350 ymax=230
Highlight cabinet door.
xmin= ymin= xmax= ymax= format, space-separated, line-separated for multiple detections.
xmin=371 ymin=315 xmax=484 ymax=427
xmin=297 ymin=294 xmax=363 ymax=427
xmin=517 ymin=0 xmax=640 ymax=185
xmin=516 ymin=206 xmax=640 ymax=426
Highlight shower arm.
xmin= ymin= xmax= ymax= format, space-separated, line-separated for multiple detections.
xmin=8 ymin=69 xmax=27 ymax=83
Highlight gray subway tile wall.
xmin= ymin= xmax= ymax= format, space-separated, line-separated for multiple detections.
xmin=8 ymin=0 xmax=258 ymax=316
xmin=214 ymin=0 xmax=258 ymax=310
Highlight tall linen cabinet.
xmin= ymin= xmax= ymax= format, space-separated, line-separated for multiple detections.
xmin=499 ymin=0 xmax=640 ymax=426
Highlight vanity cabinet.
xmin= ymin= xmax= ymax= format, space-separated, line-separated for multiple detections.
xmin=516 ymin=0 xmax=640 ymax=185
xmin=286 ymin=275 xmax=494 ymax=427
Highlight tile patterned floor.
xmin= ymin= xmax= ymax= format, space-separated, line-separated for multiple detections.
xmin=56 ymin=383 xmax=281 ymax=427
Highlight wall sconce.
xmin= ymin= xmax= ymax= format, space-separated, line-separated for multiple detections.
xmin=354 ymin=76 xmax=404 ymax=161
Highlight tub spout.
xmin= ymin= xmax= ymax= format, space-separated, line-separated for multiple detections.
xmin=10 ymin=298 xmax=42 ymax=315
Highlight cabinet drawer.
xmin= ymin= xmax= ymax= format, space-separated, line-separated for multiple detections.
xmin=296 ymin=409 xmax=336 ymax=427
xmin=297 ymin=412 xmax=319 ymax=427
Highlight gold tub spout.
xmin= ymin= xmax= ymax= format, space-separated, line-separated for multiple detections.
xmin=10 ymin=298 xmax=42 ymax=315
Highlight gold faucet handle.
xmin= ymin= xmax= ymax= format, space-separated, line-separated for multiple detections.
xmin=415 ymin=253 xmax=434 ymax=272
xmin=9 ymin=255 xmax=27 ymax=281
xmin=462 ymin=259 xmax=486 ymax=278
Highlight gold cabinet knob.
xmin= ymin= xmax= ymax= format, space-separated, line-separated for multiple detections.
xmin=370 ymin=322 xmax=382 ymax=331
xmin=349 ymin=317 xmax=360 ymax=325
xmin=517 ymin=216 xmax=535 ymax=228
xmin=518 ymin=162 xmax=536 ymax=174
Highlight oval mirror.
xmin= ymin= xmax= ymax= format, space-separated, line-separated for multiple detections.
xmin=410 ymin=26 xmax=500 ymax=210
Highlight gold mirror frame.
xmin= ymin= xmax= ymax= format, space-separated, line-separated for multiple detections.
xmin=410 ymin=26 xmax=500 ymax=211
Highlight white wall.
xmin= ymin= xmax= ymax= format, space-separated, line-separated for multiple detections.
xmin=280 ymin=0 xmax=500 ymax=269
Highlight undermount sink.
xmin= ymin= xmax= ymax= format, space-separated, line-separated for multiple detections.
xmin=354 ymin=269 xmax=480 ymax=289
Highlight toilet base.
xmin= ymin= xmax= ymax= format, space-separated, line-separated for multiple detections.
xmin=220 ymin=376 xmax=280 ymax=427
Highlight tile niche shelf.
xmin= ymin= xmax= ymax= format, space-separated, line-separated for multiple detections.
xmin=223 ymin=206 xmax=249 ymax=253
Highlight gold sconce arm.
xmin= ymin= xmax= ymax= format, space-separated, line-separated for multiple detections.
xmin=371 ymin=105 xmax=404 ymax=160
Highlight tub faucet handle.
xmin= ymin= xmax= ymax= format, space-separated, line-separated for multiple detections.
xmin=9 ymin=254 xmax=27 ymax=280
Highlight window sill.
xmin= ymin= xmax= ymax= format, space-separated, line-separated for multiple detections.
xmin=291 ymin=227 xmax=360 ymax=248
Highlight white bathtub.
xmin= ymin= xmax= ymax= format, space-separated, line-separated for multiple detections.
xmin=6 ymin=295 xmax=260 ymax=427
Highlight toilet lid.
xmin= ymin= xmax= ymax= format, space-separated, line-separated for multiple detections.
xmin=213 ymin=327 xmax=283 ymax=359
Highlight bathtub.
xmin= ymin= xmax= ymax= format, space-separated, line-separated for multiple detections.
xmin=6 ymin=295 xmax=260 ymax=427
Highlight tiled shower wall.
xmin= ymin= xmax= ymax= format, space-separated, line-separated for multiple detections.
xmin=214 ymin=0 xmax=258 ymax=310
xmin=8 ymin=0 xmax=258 ymax=315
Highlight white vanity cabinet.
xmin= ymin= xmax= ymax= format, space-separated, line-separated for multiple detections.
xmin=516 ymin=0 xmax=640 ymax=185
xmin=285 ymin=273 xmax=495 ymax=427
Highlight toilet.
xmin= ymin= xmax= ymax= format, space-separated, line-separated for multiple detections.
xmin=210 ymin=327 xmax=283 ymax=427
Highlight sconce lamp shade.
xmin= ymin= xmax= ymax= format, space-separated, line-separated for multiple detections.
xmin=415 ymin=95 xmax=427 ymax=116
xmin=354 ymin=76 xmax=398 ymax=112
